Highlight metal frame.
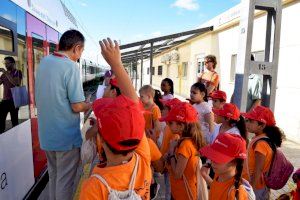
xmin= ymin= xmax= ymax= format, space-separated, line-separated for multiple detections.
xmin=232 ymin=0 xmax=282 ymax=112
xmin=120 ymin=26 xmax=213 ymax=87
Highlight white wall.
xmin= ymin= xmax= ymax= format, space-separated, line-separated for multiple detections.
xmin=217 ymin=1 xmax=300 ymax=143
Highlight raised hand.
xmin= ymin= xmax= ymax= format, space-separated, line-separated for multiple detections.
xmin=99 ymin=38 xmax=122 ymax=68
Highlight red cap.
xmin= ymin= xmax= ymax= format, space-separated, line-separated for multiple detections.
xmin=209 ymin=90 xmax=227 ymax=101
xmin=199 ymin=133 xmax=247 ymax=164
xmin=242 ymin=106 xmax=276 ymax=126
xmin=109 ymin=78 xmax=118 ymax=87
xmin=159 ymin=102 xmax=198 ymax=123
xmin=159 ymin=98 xmax=182 ymax=109
xmin=92 ymin=95 xmax=145 ymax=151
xmin=213 ymin=103 xmax=240 ymax=121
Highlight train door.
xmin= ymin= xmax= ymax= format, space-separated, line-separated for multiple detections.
xmin=26 ymin=13 xmax=48 ymax=178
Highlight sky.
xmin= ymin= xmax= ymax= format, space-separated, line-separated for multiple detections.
xmin=62 ymin=0 xmax=240 ymax=65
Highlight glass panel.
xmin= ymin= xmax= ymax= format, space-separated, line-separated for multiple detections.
xmin=32 ymin=35 xmax=44 ymax=116
xmin=0 ymin=25 xmax=13 ymax=52
xmin=0 ymin=0 xmax=17 ymax=23
xmin=32 ymin=35 xmax=44 ymax=80
xmin=16 ymin=7 xmax=30 ymax=124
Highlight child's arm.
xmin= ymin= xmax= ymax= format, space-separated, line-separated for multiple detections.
xmin=85 ymin=118 xmax=98 ymax=140
xmin=168 ymin=139 xmax=188 ymax=179
xmin=170 ymin=154 xmax=188 ymax=179
xmin=204 ymin=112 xmax=215 ymax=133
xmin=153 ymin=119 xmax=161 ymax=140
xmin=251 ymin=151 xmax=266 ymax=188
xmin=200 ymin=164 xmax=213 ymax=186
xmin=152 ymin=159 xmax=165 ymax=173
xmin=100 ymin=39 xmax=137 ymax=102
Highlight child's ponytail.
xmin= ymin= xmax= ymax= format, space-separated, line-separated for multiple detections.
xmin=229 ymin=116 xmax=248 ymax=145
xmin=263 ymin=125 xmax=285 ymax=147
xmin=234 ymin=158 xmax=244 ymax=200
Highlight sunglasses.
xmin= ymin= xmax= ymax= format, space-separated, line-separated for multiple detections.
xmin=205 ymin=60 xmax=213 ymax=64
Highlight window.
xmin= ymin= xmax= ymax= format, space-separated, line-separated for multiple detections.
xmin=151 ymin=67 xmax=155 ymax=75
xmin=0 ymin=25 xmax=13 ymax=52
xmin=49 ymin=43 xmax=57 ymax=53
xmin=182 ymin=62 xmax=188 ymax=77
xmin=230 ymin=54 xmax=237 ymax=82
xmin=158 ymin=65 xmax=163 ymax=75
xmin=197 ymin=59 xmax=205 ymax=74
xmin=0 ymin=7 xmax=29 ymax=133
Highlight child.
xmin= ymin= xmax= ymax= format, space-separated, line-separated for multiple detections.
xmin=80 ymin=38 xmax=151 ymax=200
xmin=102 ymin=78 xmax=121 ymax=98
xmin=161 ymin=78 xmax=174 ymax=100
xmin=200 ymin=133 xmax=255 ymax=199
xmin=209 ymin=90 xmax=227 ymax=110
xmin=242 ymin=106 xmax=285 ymax=199
xmin=210 ymin=103 xmax=248 ymax=144
xmin=190 ymin=82 xmax=214 ymax=143
xmin=160 ymin=102 xmax=206 ymax=200
xmin=139 ymin=85 xmax=162 ymax=142
xmin=159 ymin=98 xmax=181 ymax=200
xmin=154 ymin=89 xmax=164 ymax=111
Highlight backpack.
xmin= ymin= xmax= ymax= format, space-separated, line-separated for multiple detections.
xmin=228 ymin=178 xmax=256 ymax=200
xmin=252 ymin=137 xmax=294 ymax=190
xmin=91 ymin=153 xmax=142 ymax=200
xmin=183 ymin=157 xmax=208 ymax=200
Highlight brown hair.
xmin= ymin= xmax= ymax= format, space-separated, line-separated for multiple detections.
xmin=205 ymin=55 xmax=217 ymax=69
xmin=139 ymin=85 xmax=155 ymax=97
xmin=178 ymin=122 xmax=206 ymax=149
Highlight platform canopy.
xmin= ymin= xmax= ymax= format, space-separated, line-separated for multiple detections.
xmin=120 ymin=26 xmax=214 ymax=64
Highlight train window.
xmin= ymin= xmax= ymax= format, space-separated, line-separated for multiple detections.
xmin=0 ymin=25 xmax=13 ymax=52
xmin=0 ymin=7 xmax=29 ymax=134
xmin=49 ymin=43 xmax=57 ymax=53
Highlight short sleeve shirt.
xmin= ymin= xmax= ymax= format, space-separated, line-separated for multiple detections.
xmin=35 ymin=54 xmax=85 ymax=151
xmin=209 ymin=123 xmax=241 ymax=144
xmin=144 ymin=104 xmax=161 ymax=130
xmin=169 ymin=139 xmax=198 ymax=200
xmin=193 ymin=102 xmax=212 ymax=138
xmin=80 ymin=135 xmax=152 ymax=200
xmin=247 ymin=74 xmax=262 ymax=111
xmin=243 ymin=135 xmax=273 ymax=189
xmin=0 ymin=69 xmax=22 ymax=100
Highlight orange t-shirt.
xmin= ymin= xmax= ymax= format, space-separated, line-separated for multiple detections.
xmin=209 ymin=177 xmax=250 ymax=200
xmin=169 ymin=139 xmax=199 ymax=200
xmin=79 ymin=135 xmax=152 ymax=200
xmin=160 ymin=125 xmax=180 ymax=156
xmin=143 ymin=104 xmax=161 ymax=131
xmin=147 ymin=138 xmax=162 ymax=162
xmin=243 ymin=134 xmax=273 ymax=189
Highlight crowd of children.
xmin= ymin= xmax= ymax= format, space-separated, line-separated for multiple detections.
xmin=78 ymin=38 xmax=298 ymax=200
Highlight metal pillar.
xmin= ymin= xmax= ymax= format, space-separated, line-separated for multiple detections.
xmin=135 ymin=52 xmax=138 ymax=90
xmin=232 ymin=0 xmax=282 ymax=112
xmin=150 ymin=42 xmax=154 ymax=85
xmin=140 ymin=49 xmax=143 ymax=88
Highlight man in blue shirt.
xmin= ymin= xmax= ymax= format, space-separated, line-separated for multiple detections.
xmin=35 ymin=30 xmax=91 ymax=200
